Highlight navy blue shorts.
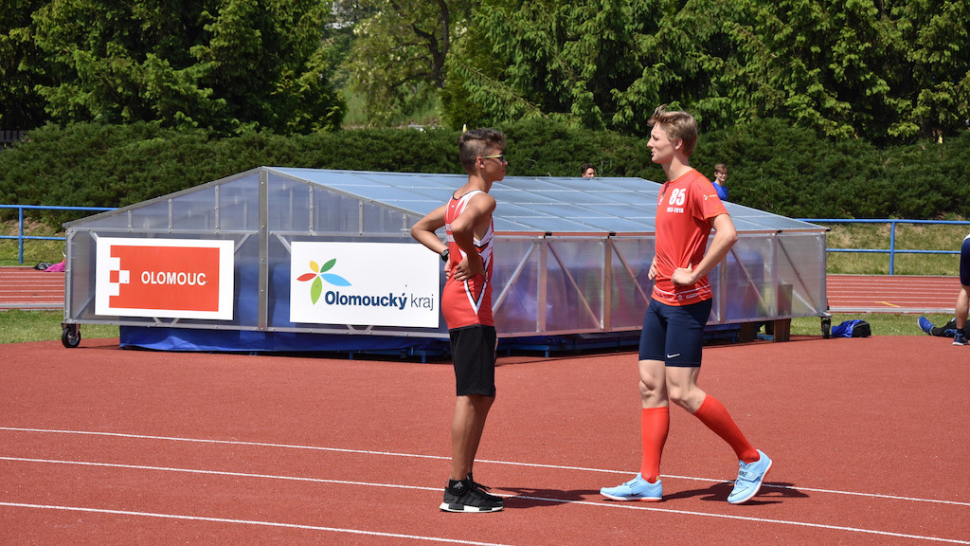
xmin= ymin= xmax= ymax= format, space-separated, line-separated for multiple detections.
xmin=961 ymin=235 xmax=970 ymax=286
xmin=449 ymin=325 xmax=497 ymax=397
xmin=638 ymin=298 xmax=713 ymax=367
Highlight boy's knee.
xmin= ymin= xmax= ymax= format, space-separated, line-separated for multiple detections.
xmin=639 ymin=379 xmax=663 ymax=399
xmin=667 ymin=385 xmax=702 ymax=410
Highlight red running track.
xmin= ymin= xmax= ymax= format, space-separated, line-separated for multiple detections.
xmin=0 ymin=266 xmax=961 ymax=314
xmin=826 ymin=274 xmax=959 ymax=314
xmin=0 ymin=267 xmax=64 ymax=310
xmin=1 ymin=336 xmax=968 ymax=545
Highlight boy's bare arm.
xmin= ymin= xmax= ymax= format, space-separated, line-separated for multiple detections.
xmin=411 ymin=205 xmax=448 ymax=255
xmin=671 ymin=213 xmax=737 ymax=287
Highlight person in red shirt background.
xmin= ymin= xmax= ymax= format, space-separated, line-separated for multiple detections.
xmin=601 ymin=105 xmax=772 ymax=505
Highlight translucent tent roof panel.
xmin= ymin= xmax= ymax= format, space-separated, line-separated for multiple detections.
xmin=268 ymin=167 xmax=823 ymax=234
xmin=63 ymin=167 xmax=823 ymax=235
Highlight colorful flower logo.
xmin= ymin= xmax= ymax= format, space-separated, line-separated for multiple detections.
xmin=297 ymin=258 xmax=351 ymax=304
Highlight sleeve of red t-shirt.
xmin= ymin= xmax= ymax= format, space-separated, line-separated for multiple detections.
xmin=694 ymin=178 xmax=728 ymax=221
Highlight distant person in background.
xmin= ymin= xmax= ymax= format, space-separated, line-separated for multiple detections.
xmin=581 ymin=163 xmax=596 ymax=178
xmin=712 ymin=163 xmax=729 ymax=201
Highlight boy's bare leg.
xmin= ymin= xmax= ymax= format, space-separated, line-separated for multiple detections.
xmin=451 ymin=395 xmax=494 ymax=480
xmin=956 ymin=286 xmax=969 ymax=331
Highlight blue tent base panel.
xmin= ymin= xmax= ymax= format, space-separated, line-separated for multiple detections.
xmin=119 ymin=324 xmax=747 ymax=361
xmin=119 ymin=326 xmax=450 ymax=358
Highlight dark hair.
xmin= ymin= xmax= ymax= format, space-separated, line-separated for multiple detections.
xmin=581 ymin=163 xmax=595 ymax=174
xmin=458 ymin=128 xmax=507 ymax=170
xmin=648 ymin=105 xmax=698 ymax=158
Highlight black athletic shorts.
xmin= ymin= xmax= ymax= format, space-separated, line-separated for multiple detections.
xmin=449 ymin=325 xmax=497 ymax=397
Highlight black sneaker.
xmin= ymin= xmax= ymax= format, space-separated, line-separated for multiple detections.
xmin=466 ymin=472 xmax=503 ymax=504
xmin=440 ymin=479 xmax=503 ymax=513
xmin=938 ymin=319 xmax=958 ymax=336
xmin=931 ymin=318 xmax=957 ymax=337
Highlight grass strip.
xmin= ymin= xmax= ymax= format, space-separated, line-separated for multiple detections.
xmin=0 ymin=310 xmax=955 ymax=346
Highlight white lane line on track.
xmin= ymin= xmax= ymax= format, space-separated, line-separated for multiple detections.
xmin=2 ymin=457 xmax=968 ymax=546
xmin=1 ymin=426 xmax=966 ymax=508
xmin=0 ymin=502 xmax=519 ymax=546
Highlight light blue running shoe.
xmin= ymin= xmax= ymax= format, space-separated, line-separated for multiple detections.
xmin=600 ymin=473 xmax=662 ymax=502
xmin=728 ymin=450 xmax=772 ymax=504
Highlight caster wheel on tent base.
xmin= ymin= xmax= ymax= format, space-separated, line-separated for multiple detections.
xmin=61 ymin=323 xmax=81 ymax=348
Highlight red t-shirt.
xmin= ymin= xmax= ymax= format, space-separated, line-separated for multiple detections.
xmin=442 ymin=190 xmax=495 ymax=329
xmin=651 ymin=169 xmax=728 ymax=306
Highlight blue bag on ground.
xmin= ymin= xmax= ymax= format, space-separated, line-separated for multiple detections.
xmin=831 ymin=319 xmax=872 ymax=338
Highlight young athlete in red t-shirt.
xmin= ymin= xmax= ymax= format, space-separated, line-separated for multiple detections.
xmin=601 ymin=105 xmax=772 ymax=505
xmin=411 ymin=128 xmax=507 ymax=513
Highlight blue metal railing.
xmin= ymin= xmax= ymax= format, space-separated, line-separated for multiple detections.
xmin=1 ymin=205 xmax=114 ymax=265
xmin=798 ymin=218 xmax=970 ymax=275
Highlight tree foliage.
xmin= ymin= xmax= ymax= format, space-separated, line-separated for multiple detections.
xmin=0 ymin=0 xmax=50 ymax=129
xmin=444 ymin=0 xmax=658 ymax=132
xmin=4 ymin=0 xmax=969 ymax=144
xmin=442 ymin=0 xmax=970 ymax=143
xmin=722 ymin=0 xmax=970 ymax=143
xmin=3 ymin=0 xmax=346 ymax=134
xmin=342 ymin=0 xmax=474 ymax=125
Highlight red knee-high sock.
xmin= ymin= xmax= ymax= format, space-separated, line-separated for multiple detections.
xmin=693 ymin=395 xmax=759 ymax=463
xmin=639 ymin=407 xmax=669 ymax=482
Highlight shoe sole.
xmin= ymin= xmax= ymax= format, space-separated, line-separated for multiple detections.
xmin=728 ymin=459 xmax=772 ymax=505
xmin=439 ymin=502 xmax=503 ymax=513
xmin=600 ymin=492 xmax=662 ymax=502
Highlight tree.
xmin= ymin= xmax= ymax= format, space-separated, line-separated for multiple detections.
xmin=25 ymin=0 xmax=345 ymax=134
xmin=342 ymin=0 xmax=474 ymax=125
xmin=446 ymin=0 xmax=626 ymax=131
xmin=445 ymin=0 xmax=734 ymax=134
xmin=723 ymin=0 xmax=970 ymax=143
xmin=894 ymin=0 xmax=970 ymax=141
xmin=445 ymin=0 xmax=970 ymax=142
xmin=0 ymin=0 xmax=51 ymax=130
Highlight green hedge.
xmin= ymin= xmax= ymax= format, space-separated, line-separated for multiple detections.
xmin=1 ymin=119 xmax=968 ymax=227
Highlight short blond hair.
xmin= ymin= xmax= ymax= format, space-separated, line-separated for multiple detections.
xmin=648 ymin=105 xmax=698 ymax=158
